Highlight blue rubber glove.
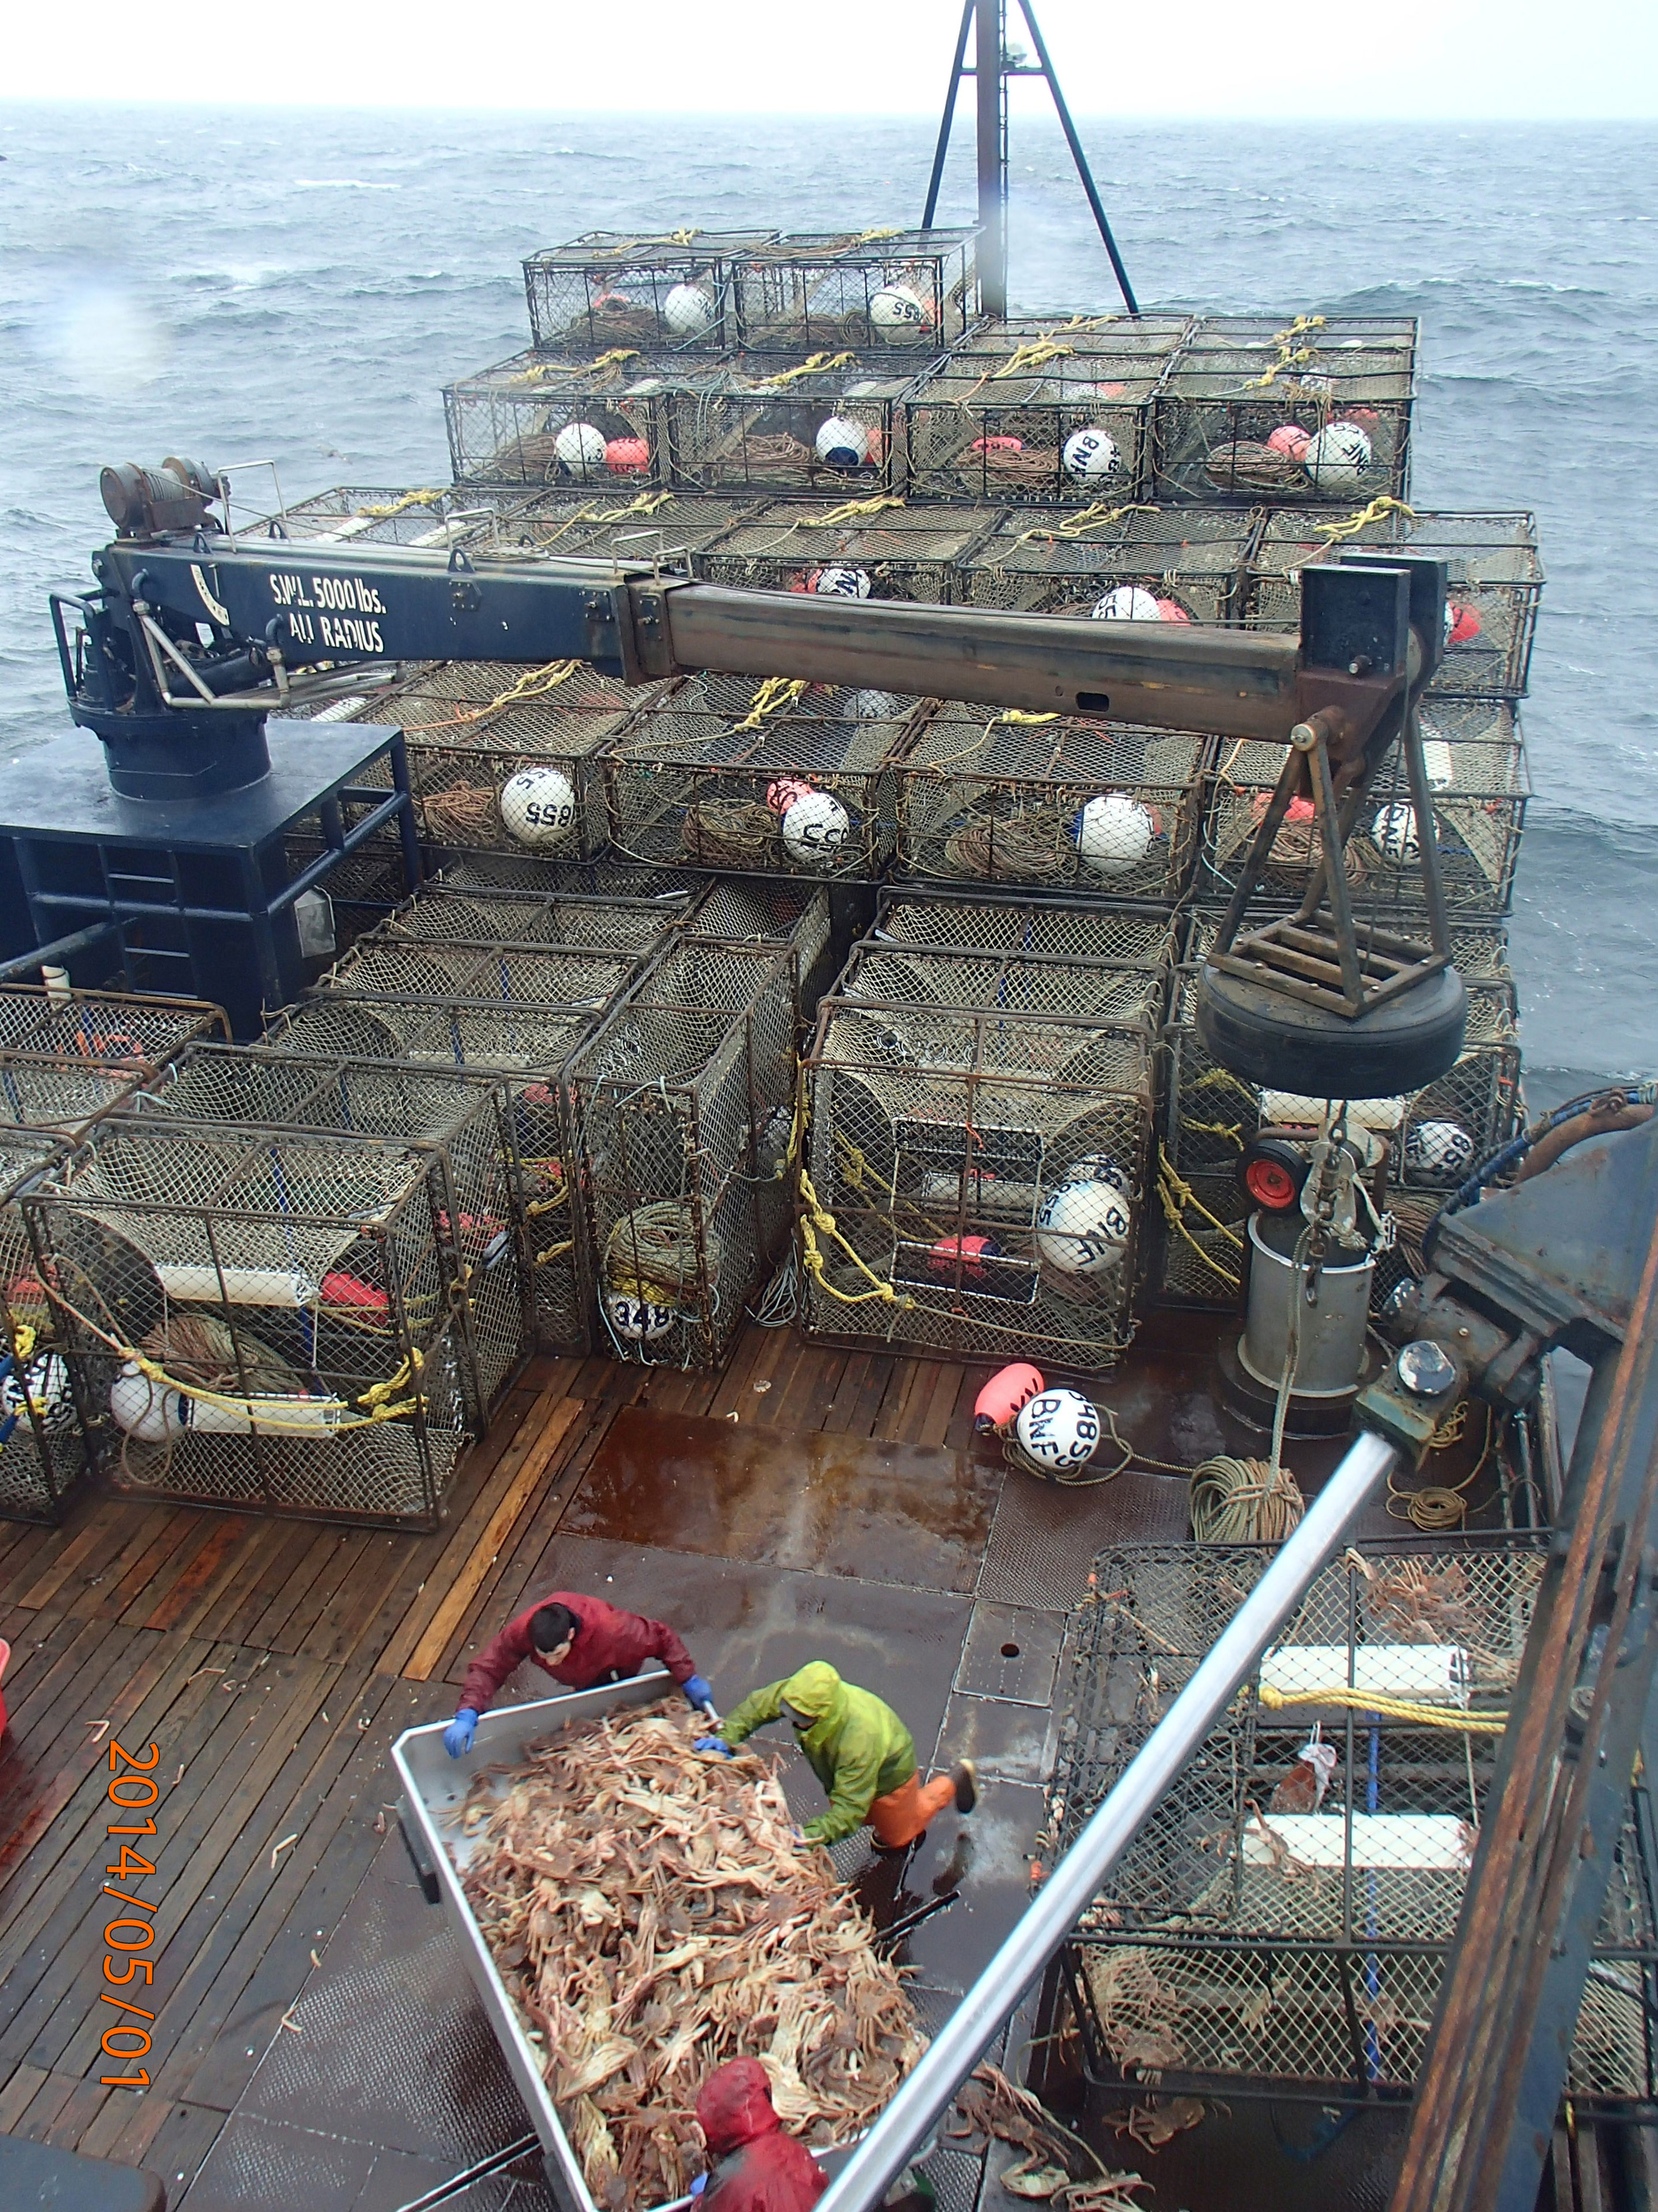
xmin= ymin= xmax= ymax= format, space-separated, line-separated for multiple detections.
xmin=683 ymin=1674 xmax=714 ymax=1711
xmin=695 ymin=1735 xmax=734 ymax=1757
xmin=444 ymin=1708 xmax=479 ymax=1758
xmin=690 ymin=2176 xmax=709 ymax=2199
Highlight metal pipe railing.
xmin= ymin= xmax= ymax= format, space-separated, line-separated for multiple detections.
xmin=812 ymin=1428 xmax=1399 ymax=2212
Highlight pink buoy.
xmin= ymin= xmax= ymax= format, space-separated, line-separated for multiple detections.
xmin=765 ymin=776 xmax=813 ymax=816
xmin=1266 ymin=423 xmax=1312 ymax=460
xmin=604 ymin=437 xmax=650 ymax=475
xmin=974 ymin=1361 xmax=1045 ymax=1433
xmin=1447 ymin=602 xmax=1483 ymax=647
xmin=930 ymin=1233 xmax=999 ymax=1285
xmin=971 ymin=435 xmax=1024 ymax=454
xmin=1154 ymin=598 xmax=1191 ymax=623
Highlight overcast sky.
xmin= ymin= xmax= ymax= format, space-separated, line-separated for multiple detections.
xmin=6 ymin=0 xmax=1658 ymax=116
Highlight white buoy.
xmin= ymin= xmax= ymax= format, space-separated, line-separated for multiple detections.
xmin=1035 ymin=1179 xmax=1132 ymax=1275
xmin=1404 ymin=1120 xmax=1477 ymax=1181
xmin=663 ymin=282 xmax=716 ymax=337
xmin=553 ymin=422 xmax=609 ymax=480
xmin=1074 ymin=793 xmax=1155 ymax=879
xmin=870 ymin=284 xmax=928 ymax=335
xmin=500 ymin=766 xmax=579 ymax=850
xmin=606 ymin=1294 xmax=677 ymax=1343
xmin=0 ymin=1351 xmax=76 ymax=1436
xmin=1089 ymin=585 xmax=1163 ymax=622
xmin=110 ymin=1363 xmax=189 ymax=1443
xmin=1062 ymin=426 xmax=1121 ymax=485
xmin=810 ymin=565 xmax=871 ymax=599
xmin=1370 ymin=802 xmax=1420 ymax=864
xmin=1015 ymin=1387 xmax=1101 ymax=1471
xmin=815 ymin=418 xmax=870 ymax=469
xmin=1302 ymin=419 xmax=1373 ymax=492
xmin=781 ymin=790 xmax=852 ymax=864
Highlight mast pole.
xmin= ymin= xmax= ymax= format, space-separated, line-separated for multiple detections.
xmin=920 ymin=0 xmax=975 ymax=232
xmin=974 ymin=0 xmax=1008 ymax=317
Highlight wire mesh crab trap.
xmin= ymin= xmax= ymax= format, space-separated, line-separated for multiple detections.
xmin=566 ymin=940 xmax=799 ymax=1367
xmin=871 ymin=888 xmax=1182 ymax=972
xmin=127 ymin=1045 xmax=534 ymax=1423
xmin=1245 ymin=510 xmax=1545 ymax=702
xmin=265 ymin=484 xmax=532 ymax=549
xmin=1198 ymin=697 xmax=1530 ymax=922
xmin=663 ymin=357 xmax=929 ymax=496
xmin=736 ymin=227 xmax=979 ymax=354
xmin=1052 ymin=1539 xmax=1658 ymax=2113
xmin=687 ymin=878 xmax=837 ymax=1025
xmin=380 ymin=882 xmax=676 ymax=964
xmin=434 ymin=851 xmax=703 ymax=902
xmin=694 ymin=499 xmax=995 ymax=603
xmin=0 ymin=984 xmax=226 ymax=1069
xmin=800 ymin=995 xmax=1154 ymax=1371
xmin=522 ymin=229 xmax=778 ymax=356
xmin=24 ymin=1122 xmax=481 ymax=1528
xmin=0 ymin=1130 xmax=92 ymax=1524
xmin=477 ymin=488 xmax=762 ymax=568
xmin=1156 ymin=315 xmax=1417 ymax=506
xmin=903 ymin=328 xmax=1178 ymax=505
xmin=444 ymin=351 xmax=671 ymax=489
xmin=840 ymin=922 xmax=1173 ymax=1029
xmin=957 ymin=503 xmax=1259 ymax=622
xmin=894 ymin=707 xmax=1212 ymax=902
xmin=605 ymin=672 xmax=917 ymax=879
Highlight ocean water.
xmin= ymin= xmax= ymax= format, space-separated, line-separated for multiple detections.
xmin=1 ymin=104 xmax=1654 ymax=1093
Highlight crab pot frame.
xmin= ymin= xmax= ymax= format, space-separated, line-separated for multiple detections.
xmin=521 ymin=230 xmax=779 ymax=356
xmin=380 ymin=882 xmax=678 ymax=964
xmin=735 ymin=228 xmax=979 ymax=354
xmin=566 ymin=941 xmax=799 ymax=1369
xmin=840 ymin=929 xmax=1172 ymax=1031
xmin=0 ymin=1130 xmax=93 ymax=1524
xmin=1052 ymin=1539 xmax=1658 ymax=2112
xmin=433 ymin=852 xmax=704 ymax=903
xmin=894 ymin=707 xmax=1212 ymax=902
xmin=266 ymin=484 xmax=533 ymax=549
xmin=128 ymin=1045 xmax=536 ymax=1423
xmin=871 ymin=889 xmax=1182 ymax=972
xmin=1246 ymin=510 xmax=1545 ymax=702
xmin=24 ymin=1122 xmax=482 ymax=1529
xmin=1197 ymin=698 xmax=1530 ymax=922
xmin=957 ymin=504 xmax=1259 ymax=623
xmin=443 ymin=352 xmax=671 ymax=489
xmin=695 ymin=499 xmax=997 ymax=604
xmin=800 ymin=994 xmax=1155 ymax=1371
xmin=478 ymin=489 xmax=764 ymax=569
xmin=0 ymin=984 xmax=226 ymax=1070
xmin=685 ymin=879 xmax=838 ymax=1033
xmin=604 ymin=673 xmax=917 ymax=879
xmin=662 ymin=357 xmax=929 ymax=497
xmin=1156 ymin=316 xmax=1416 ymax=506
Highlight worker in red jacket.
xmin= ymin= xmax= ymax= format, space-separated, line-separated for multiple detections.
xmin=695 ymin=2058 xmax=825 ymax=2212
xmin=442 ymin=1591 xmax=714 ymax=1756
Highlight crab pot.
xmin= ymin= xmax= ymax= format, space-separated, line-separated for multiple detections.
xmin=872 ymin=887 xmax=1181 ymax=968
xmin=0 ymin=1131 xmax=93 ymax=1524
xmin=380 ymin=883 xmax=677 ymax=964
xmin=1052 ymin=1539 xmax=1658 ymax=2112
xmin=903 ymin=326 xmax=1178 ymax=504
xmin=1246 ymin=510 xmax=1545 ymax=702
xmin=894 ymin=707 xmax=1211 ymax=901
xmin=605 ymin=672 xmax=916 ymax=879
xmin=735 ymin=227 xmax=979 ymax=353
xmin=1199 ymin=699 xmax=1529 ymax=923
xmin=1156 ymin=315 xmax=1417 ymax=505
xmin=566 ymin=941 xmax=798 ymax=1369
xmin=521 ymin=229 xmax=778 ymax=356
xmin=443 ymin=351 xmax=671 ymax=488
xmin=695 ymin=499 xmax=994 ymax=603
xmin=433 ymin=851 xmax=704 ymax=904
xmin=685 ymin=878 xmax=837 ymax=1032
xmin=267 ymin=484 xmax=533 ymax=549
xmin=957 ymin=503 xmax=1258 ymax=622
xmin=25 ymin=1123 xmax=481 ymax=1528
xmin=480 ymin=490 xmax=763 ymax=569
xmin=127 ymin=1045 xmax=535 ymax=1423
xmin=0 ymin=984 xmax=226 ymax=1069
xmin=665 ymin=354 xmax=935 ymax=496
xmin=802 ymin=995 xmax=1153 ymax=1369
xmin=839 ymin=922 xmax=1174 ymax=1030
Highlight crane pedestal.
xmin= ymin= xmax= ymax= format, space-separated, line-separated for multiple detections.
xmin=0 ymin=722 xmax=419 ymax=1038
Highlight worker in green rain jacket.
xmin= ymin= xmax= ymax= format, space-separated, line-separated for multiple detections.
xmin=699 ymin=1660 xmax=975 ymax=1850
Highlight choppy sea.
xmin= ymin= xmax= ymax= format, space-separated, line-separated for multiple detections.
xmin=1 ymin=104 xmax=1654 ymax=1094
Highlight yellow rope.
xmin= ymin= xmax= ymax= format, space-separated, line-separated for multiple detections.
xmin=853 ymin=227 xmax=904 ymax=243
xmin=1244 ymin=313 xmax=1329 ymax=388
xmin=751 ymin=350 xmax=858 ymax=390
xmin=524 ymin=490 xmax=677 ymax=547
xmin=990 ymin=339 xmax=1077 ymax=380
xmin=732 ymin=677 xmax=809 ymax=733
xmin=357 ymin=488 xmax=446 ymax=519
xmin=508 ymin=349 xmax=641 ymax=386
xmin=810 ymin=495 xmax=907 ymax=526
xmin=796 ymin=1166 xmax=915 ymax=1309
xmin=1315 ymin=495 xmax=1417 ymax=541
xmin=590 ymin=228 xmax=702 ymax=255
xmin=405 ymin=660 xmax=583 ymax=733
xmin=1155 ymin=1143 xmax=1243 ymax=1290
xmin=1258 ymin=1681 xmax=1508 ymax=1733
xmin=1387 ymin=1403 xmax=1500 ymax=1531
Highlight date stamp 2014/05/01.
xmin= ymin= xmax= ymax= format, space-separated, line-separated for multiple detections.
xmin=100 ymin=1737 xmax=164 ymax=2087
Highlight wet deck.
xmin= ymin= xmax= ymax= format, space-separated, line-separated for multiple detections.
xmin=0 ymin=1315 xmax=1501 ymax=2208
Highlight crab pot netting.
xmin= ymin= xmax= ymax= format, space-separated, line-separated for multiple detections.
xmin=443 ymin=352 xmax=671 ymax=489
xmin=1156 ymin=316 xmax=1417 ymax=506
xmin=129 ymin=1046 xmax=534 ymax=1420
xmin=566 ymin=942 xmax=799 ymax=1369
xmin=735 ymin=228 xmax=979 ymax=354
xmin=1051 ymin=1540 xmax=1657 ymax=2107
xmin=0 ymin=1056 xmax=160 ymax=1139
xmin=958 ymin=504 xmax=1259 ymax=622
xmin=1199 ymin=698 xmax=1530 ymax=921
xmin=802 ymin=1000 xmax=1153 ymax=1369
xmin=24 ymin=1125 xmax=479 ymax=1527
xmin=433 ymin=852 xmax=704 ymax=904
xmin=1247 ymin=511 xmax=1544 ymax=702
xmin=0 ymin=987 xmax=225 ymax=1070
xmin=871 ymin=893 xmax=1181 ymax=972
xmin=381 ymin=884 xmax=674 ymax=964
xmin=522 ymin=230 xmax=778 ymax=356
xmin=687 ymin=879 xmax=837 ymax=1024
xmin=663 ymin=357 xmax=929 ymax=497
xmin=605 ymin=673 xmax=917 ymax=878
xmin=479 ymin=490 xmax=763 ymax=568
xmin=0 ymin=1131 xmax=91 ymax=1523
xmin=895 ymin=709 xmax=1211 ymax=901
xmin=695 ymin=501 xmax=996 ymax=604
xmin=838 ymin=937 xmax=1171 ymax=1030
xmin=269 ymin=485 xmax=532 ymax=549
xmin=903 ymin=340 xmax=1175 ymax=505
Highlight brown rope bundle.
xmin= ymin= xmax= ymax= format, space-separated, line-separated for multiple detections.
xmin=737 ymin=433 xmax=817 ymax=474
xmin=603 ymin=1203 xmax=721 ymax=1305
xmin=420 ymin=782 xmax=505 ymax=841
xmin=1203 ymin=442 xmax=1309 ymax=495
xmin=975 ymin=443 xmax=1062 ymax=488
xmin=1189 ymin=1454 xmax=1306 ymax=1542
xmin=140 ymin=1312 xmax=301 ymax=1396
xmin=680 ymin=800 xmax=781 ymax=867
xmin=944 ymin=807 xmax=1073 ymax=880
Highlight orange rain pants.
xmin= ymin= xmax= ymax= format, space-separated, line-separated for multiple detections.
xmin=868 ymin=1769 xmax=958 ymax=1848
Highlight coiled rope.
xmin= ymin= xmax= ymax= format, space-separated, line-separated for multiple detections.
xmin=1190 ymin=1455 xmax=1306 ymax=1542
xmin=603 ymin=1202 xmax=719 ymax=1307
